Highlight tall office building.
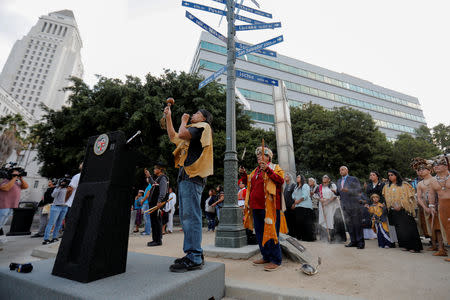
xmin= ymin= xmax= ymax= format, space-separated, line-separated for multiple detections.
xmin=191 ymin=32 xmax=426 ymax=141
xmin=0 ymin=10 xmax=83 ymax=119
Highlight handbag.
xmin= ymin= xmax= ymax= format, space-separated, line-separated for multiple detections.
xmin=42 ymin=204 xmax=51 ymax=214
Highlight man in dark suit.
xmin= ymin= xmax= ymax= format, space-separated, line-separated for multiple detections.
xmin=336 ymin=166 xmax=364 ymax=249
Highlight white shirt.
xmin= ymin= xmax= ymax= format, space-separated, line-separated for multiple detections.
xmin=168 ymin=192 xmax=176 ymax=211
xmin=66 ymin=173 xmax=80 ymax=207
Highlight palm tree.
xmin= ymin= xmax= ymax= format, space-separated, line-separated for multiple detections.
xmin=0 ymin=114 xmax=29 ymax=165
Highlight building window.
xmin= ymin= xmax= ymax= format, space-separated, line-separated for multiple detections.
xmin=42 ymin=22 xmax=47 ymax=32
xmin=10 ymin=88 xmax=14 ymax=92
xmin=31 ymin=109 xmax=35 ymax=115
xmin=63 ymin=27 xmax=67 ymax=37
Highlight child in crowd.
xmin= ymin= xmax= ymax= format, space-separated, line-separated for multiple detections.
xmin=205 ymin=189 xmax=217 ymax=232
xmin=366 ymin=194 xmax=394 ymax=248
xmin=133 ymin=190 xmax=144 ymax=233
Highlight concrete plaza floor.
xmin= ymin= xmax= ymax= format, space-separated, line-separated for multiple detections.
xmin=1 ymin=226 xmax=449 ymax=300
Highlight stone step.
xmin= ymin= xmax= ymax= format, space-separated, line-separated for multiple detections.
xmin=1 ymin=252 xmax=225 ymax=300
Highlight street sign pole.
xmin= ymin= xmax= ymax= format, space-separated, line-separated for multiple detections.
xmin=215 ymin=0 xmax=247 ymax=248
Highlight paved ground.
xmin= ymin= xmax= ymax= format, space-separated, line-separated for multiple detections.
xmin=1 ymin=225 xmax=449 ymax=300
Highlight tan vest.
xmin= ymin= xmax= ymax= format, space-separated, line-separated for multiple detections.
xmin=170 ymin=122 xmax=213 ymax=178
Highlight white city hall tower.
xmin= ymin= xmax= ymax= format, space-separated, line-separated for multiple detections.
xmin=0 ymin=10 xmax=83 ymax=119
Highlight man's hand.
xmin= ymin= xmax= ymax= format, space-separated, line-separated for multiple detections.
xmin=156 ymin=202 xmax=164 ymax=209
xmin=259 ymin=161 xmax=268 ymax=171
xmin=364 ymin=204 xmax=369 ymax=209
xmin=164 ymin=106 xmax=171 ymax=118
xmin=239 ymin=166 xmax=246 ymax=175
xmin=342 ymin=187 xmax=348 ymax=193
xmin=291 ymin=203 xmax=296 ymax=210
xmin=181 ymin=113 xmax=190 ymax=124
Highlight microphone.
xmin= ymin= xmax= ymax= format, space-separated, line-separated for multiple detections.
xmin=126 ymin=130 xmax=142 ymax=144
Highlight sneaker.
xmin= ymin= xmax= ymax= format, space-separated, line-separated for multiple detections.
xmin=174 ymin=254 xmax=205 ymax=265
xmin=141 ymin=232 xmax=150 ymax=236
xmin=51 ymin=238 xmax=59 ymax=243
xmin=169 ymin=257 xmax=203 ymax=273
xmin=42 ymin=240 xmax=51 ymax=245
xmin=147 ymin=241 xmax=162 ymax=247
xmin=264 ymin=263 xmax=280 ymax=272
xmin=252 ymin=259 xmax=268 ymax=266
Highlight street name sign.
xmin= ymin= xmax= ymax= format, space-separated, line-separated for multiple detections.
xmin=183 ymin=1 xmax=265 ymax=24
xmin=235 ymin=41 xmax=276 ymax=57
xmin=236 ymin=70 xmax=278 ymax=86
xmin=210 ymin=0 xmax=272 ymax=18
xmin=198 ymin=66 xmax=227 ymax=89
xmin=186 ymin=11 xmax=227 ymax=43
xmin=235 ymin=22 xmax=281 ymax=31
xmin=236 ymin=35 xmax=283 ymax=58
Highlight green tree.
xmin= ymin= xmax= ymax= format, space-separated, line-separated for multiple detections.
xmin=432 ymin=123 xmax=450 ymax=153
xmin=0 ymin=114 xmax=29 ymax=164
xmin=391 ymin=133 xmax=440 ymax=179
xmin=34 ymin=71 xmax=275 ymax=192
xmin=415 ymin=125 xmax=433 ymax=144
xmin=290 ymin=103 xmax=393 ymax=181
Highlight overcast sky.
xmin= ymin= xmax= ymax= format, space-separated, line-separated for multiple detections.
xmin=1 ymin=0 xmax=449 ymax=127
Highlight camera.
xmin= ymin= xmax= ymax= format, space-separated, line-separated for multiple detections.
xmin=0 ymin=162 xmax=27 ymax=180
xmin=55 ymin=174 xmax=71 ymax=188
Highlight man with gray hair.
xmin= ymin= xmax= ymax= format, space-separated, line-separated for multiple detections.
xmin=336 ymin=166 xmax=364 ymax=249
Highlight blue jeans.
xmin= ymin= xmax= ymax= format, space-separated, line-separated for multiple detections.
xmin=142 ymin=203 xmax=152 ymax=235
xmin=178 ymin=180 xmax=204 ymax=264
xmin=44 ymin=205 xmax=68 ymax=240
xmin=253 ymin=209 xmax=282 ymax=265
xmin=0 ymin=208 xmax=13 ymax=230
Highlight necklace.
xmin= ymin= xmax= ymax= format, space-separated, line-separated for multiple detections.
xmin=436 ymin=173 xmax=450 ymax=190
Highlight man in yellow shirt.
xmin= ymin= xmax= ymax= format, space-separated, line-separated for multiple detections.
xmin=163 ymin=104 xmax=213 ymax=272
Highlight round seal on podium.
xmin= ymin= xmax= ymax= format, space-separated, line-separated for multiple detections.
xmin=93 ymin=133 xmax=109 ymax=155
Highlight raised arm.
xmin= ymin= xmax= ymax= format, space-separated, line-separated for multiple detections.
xmin=164 ymin=106 xmax=176 ymax=141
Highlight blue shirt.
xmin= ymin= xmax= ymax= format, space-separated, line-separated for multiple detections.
xmin=142 ymin=183 xmax=152 ymax=205
xmin=293 ymin=183 xmax=312 ymax=209
xmin=134 ymin=196 xmax=144 ymax=210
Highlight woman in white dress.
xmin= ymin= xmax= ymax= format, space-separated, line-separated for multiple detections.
xmin=318 ymin=175 xmax=346 ymax=243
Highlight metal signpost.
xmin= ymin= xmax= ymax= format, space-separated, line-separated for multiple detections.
xmin=182 ymin=0 xmax=282 ymax=248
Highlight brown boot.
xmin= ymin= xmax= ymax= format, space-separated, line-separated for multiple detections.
xmin=264 ymin=263 xmax=280 ymax=272
xmin=433 ymin=249 xmax=448 ymax=257
xmin=252 ymin=259 xmax=268 ymax=266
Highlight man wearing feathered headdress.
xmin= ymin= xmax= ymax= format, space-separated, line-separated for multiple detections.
xmin=239 ymin=145 xmax=286 ymax=271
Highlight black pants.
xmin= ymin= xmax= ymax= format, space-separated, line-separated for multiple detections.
xmin=343 ymin=206 xmax=364 ymax=247
xmin=390 ymin=209 xmax=422 ymax=252
xmin=295 ymin=207 xmax=315 ymax=241
xmin=150 ymin=209 xmax=162 ymax=243
xmin=284 ymin=208 xmax=296 ymax=237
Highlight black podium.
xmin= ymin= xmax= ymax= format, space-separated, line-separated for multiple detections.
xmin=52 ymin=131 xmax=135 ymax=283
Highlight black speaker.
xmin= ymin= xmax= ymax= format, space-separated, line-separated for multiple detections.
xmin=52 ymin=131 xmax=136 ymax=283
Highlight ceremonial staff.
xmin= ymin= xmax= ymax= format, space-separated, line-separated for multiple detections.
xmin=160 ymin=97 xmax=175 ymax=129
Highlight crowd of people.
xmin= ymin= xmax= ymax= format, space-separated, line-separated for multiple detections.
xmin=237 ymin=152 xmax=450 ymax=271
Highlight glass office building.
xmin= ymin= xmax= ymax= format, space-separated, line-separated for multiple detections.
xmin=190 ymin=31 xmax=426 ymax=140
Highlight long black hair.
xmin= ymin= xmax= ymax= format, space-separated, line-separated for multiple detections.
xmin=370 ymin=171 xmax=381 ymax=182
xmin=387 ymin=169 xmax=403 ymax=187
xmin=296 ymin=174 xmax=307 ymax=187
